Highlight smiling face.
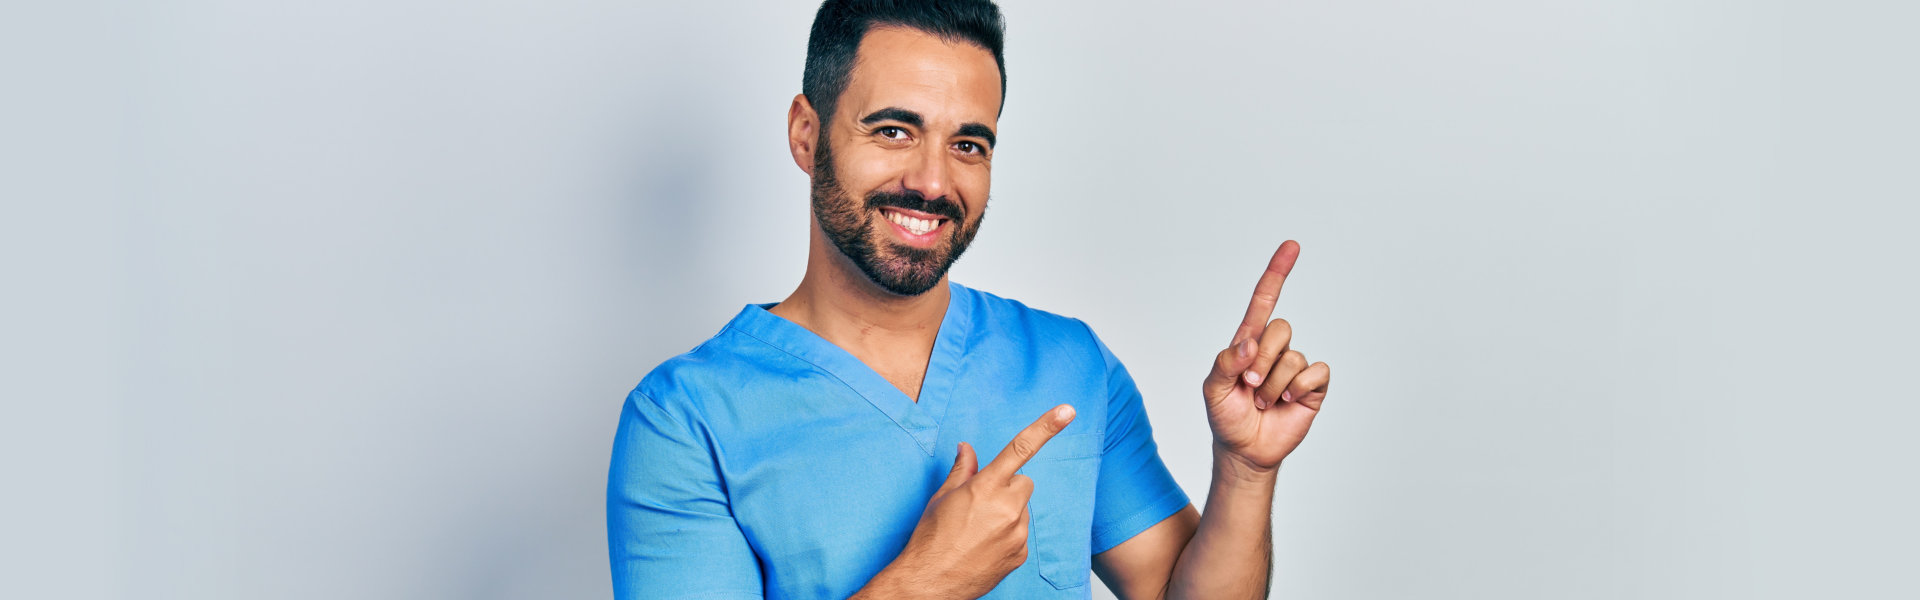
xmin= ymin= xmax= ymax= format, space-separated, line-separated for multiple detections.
xmin=805 ymin=26 xmax=1002 ymax=297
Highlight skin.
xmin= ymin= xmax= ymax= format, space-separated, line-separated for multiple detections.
xmin=772 ymin=26 xmax=997 ymax=402
xmin=775 ymin=26 xmax=1333 ymax=600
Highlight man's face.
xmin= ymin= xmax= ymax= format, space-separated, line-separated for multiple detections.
xmin=811 ymin=26 xmax=1001 ymax=297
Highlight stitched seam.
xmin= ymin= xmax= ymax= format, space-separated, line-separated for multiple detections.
xmin=723 ymin=325 xmax=920 ymax=439
xmin=1090 ymin=487 xmax=1188 ymax=546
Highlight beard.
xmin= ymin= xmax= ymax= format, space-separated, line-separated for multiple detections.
xmin=810 ymin=138 xmax=984 ymax=297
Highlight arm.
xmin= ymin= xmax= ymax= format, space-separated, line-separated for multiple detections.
xmin=607 ymin=391 xmax=763 ymax=599
xmin=1091 ymin=450 xmax=1280 ymax=600
xmin=1167 ymin=447 xmax=1282 ymax=599
xmin=1096 ymin=241 xmax=1334 ymax=600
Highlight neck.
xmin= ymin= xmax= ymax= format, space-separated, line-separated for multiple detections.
xmin=770 ymin=222 xmax=950 ymax=352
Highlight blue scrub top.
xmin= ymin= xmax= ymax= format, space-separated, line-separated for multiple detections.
xmin=608 ymin=281 xmax=1190 ymax=599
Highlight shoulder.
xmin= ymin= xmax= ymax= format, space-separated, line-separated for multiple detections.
xmin=954 ymin=283 xmax=1132 ymax=379
xmin=955 ymin=282 xmax=1098 ymax=343
xmin=626 ymin=322 xmax=792 ymax=426
xmin=952 ymin=282 xmax=1117 ymax=369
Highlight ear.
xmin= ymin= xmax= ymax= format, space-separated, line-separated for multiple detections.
xmin=787 ymin=94 xmax=819 ymax=176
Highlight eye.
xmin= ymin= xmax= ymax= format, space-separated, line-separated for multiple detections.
xmin=876 ymin=126 xmax=908 ymax=140
xmin=955 ymin=141 xmax=984 ymax=155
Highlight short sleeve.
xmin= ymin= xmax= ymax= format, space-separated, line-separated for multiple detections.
xmin=1083 ymin=324 xmax=1193 ymax=555
xmin=607 ymin=390 xmax=764 ymax=599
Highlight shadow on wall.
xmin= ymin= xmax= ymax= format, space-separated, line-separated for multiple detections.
xmin=444 ymin=90 xmax=737 ymax=598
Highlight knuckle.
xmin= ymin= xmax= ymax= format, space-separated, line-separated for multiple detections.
xmin=1267 ymin=317 xmax=1292 ymax=336
xmin=991 ymin=505 xmax=1022 ymax=527
xmin=1009 ymin=474 xmax=1034 ymax=493
xmin=1007 ymin=438 xmax=1036 ymax=460
xmin=1255 ymin=345 xmax=1280 ymax=362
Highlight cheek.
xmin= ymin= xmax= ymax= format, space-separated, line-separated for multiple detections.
xmin=958 ymin=172 xmax=991 ymax=217
xmin=829 ymin=144 xmax=904 ymax=200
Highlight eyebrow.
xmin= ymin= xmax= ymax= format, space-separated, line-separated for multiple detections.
xmin=860 ymin=107 xmax=923 ymax=128
xmin=860 ymin=106 xmax=997 ymax=149
xmin=956 ymin=122 xmax=997 ymax=149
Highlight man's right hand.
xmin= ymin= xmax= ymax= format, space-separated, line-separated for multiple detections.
xmin=852 ymin=404 xmax=1077 ymax=600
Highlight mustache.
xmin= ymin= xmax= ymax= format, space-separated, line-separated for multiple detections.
xmin=865 ymin=189 xmax=964 ymax=222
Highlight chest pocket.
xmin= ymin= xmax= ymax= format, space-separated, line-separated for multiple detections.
xmin=1022 ymin=432 xmax=1103 ymax=590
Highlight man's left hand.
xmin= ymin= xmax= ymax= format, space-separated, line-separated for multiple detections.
xmin=1200 ymin=240 xmax=1332 ymax=474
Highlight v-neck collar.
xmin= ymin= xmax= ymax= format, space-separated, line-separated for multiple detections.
xmin=727 ymin=280 xmax=973 ymax=456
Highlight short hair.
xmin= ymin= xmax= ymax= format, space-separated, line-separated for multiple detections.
xmin=802 ymin=0 xmax=1007 ymax=126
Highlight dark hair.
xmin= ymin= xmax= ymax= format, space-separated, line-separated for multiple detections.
xmin=802 ymin=0 xmax=1006 ymax=126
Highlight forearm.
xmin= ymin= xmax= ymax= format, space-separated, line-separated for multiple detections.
xmin=849 ymin=555 xmax=966 ymax=600
xmin=848 ymin=568 xmax=932 ymax=600
xmin=1164 ymin=442 xmax=1279 ymax=600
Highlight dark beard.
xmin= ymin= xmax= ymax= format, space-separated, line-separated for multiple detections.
xmin=810 ymin=138 xmax=984 ymax=297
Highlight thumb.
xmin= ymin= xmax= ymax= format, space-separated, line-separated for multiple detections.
xmin=940 ymin=442 xmax=978 ymax=491
xmin=1204 ymin=339 xmax=1257 ymax=401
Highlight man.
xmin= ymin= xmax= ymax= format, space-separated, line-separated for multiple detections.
xmin=607 ymin=1 xmax=1332 ymax=598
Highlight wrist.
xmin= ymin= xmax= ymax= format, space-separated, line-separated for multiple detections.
xmin=1211 ymin=442 xmax=1280 ymax=490
xmin=854 ymin=558 xmax=944 ymax=600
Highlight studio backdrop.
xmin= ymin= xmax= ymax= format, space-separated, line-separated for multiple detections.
xmin=6 ymin=0 xmax=1916 ymax=598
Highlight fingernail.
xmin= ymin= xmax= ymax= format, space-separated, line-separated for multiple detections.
xmin=1055 ymin=405 xmax=1075 ymax=421
xmin=1243 ymin=370 xmax=1262 ymax=386
xmin=1257 ymin=398 xmax=1268 ymax=410
xmin=1238 ymin=340 xmax=1255 ymax=358
xmin=1282 ymin=390 xmax=1293 ymax=403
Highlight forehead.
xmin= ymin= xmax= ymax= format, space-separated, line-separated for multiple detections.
xmin=839 ymin=26 xmax=1002 ymax=128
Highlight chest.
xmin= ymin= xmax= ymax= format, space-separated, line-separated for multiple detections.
xmin=708 ymin=355 xmax=1113 ymax=598
xmin=848 ymin=347 xmax=931 ymax=402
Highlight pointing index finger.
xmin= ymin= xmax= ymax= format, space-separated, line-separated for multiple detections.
xmin=978 ymin=404 xmax=1076 ymax=483
xmin=1233 ymin=240 xmax=1301 ymax=346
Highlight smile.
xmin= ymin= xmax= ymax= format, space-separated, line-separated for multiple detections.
xmin=880 ymin=207 xmax=948 ymax=238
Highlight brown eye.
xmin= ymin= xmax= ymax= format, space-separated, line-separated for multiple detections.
xmin=956 ymin=141 xmax=983 ymax=155
xmin=876 ymin=126 xmax=907 ymax=140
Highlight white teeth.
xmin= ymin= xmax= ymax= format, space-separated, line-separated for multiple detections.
xmin=886 ymin=211 xmax=940 ymax=236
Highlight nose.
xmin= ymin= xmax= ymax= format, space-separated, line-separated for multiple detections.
xmin=899 ymin=141 xmax=949 ymax=201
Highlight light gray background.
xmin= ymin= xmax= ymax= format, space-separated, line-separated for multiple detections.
xmin=6 ymin=0 xmax=1917 ymax=598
